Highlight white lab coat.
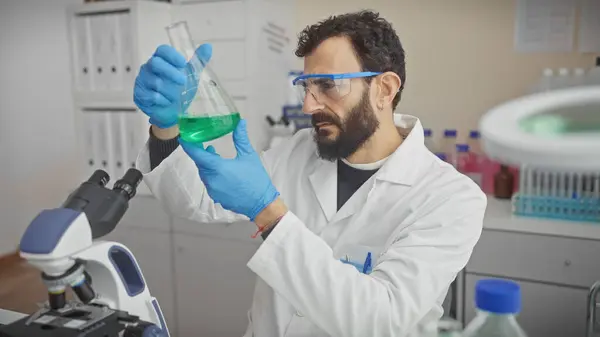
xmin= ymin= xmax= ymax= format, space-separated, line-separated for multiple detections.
xmin=136 ymin=114 xmax=487 ymax=337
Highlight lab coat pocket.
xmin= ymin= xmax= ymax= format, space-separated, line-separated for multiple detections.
xmin=335 ymin=244 xmax=383 ymax=274
xmin=284 ymin=313 xmax=329 ymax=337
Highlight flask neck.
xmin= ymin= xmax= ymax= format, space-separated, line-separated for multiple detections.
xmin=166 ymin=21 xmax=197 ymax=62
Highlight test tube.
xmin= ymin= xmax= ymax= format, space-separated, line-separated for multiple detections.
xmin=526 ymin=167 xmax=533 ymax=213
xmin=594 ymin=174 xmax=600 ymax=199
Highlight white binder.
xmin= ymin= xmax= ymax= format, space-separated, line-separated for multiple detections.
xmin=94 ymin=111 xmax=111 ymax=174
xmin=110 ymin=111 xmax=128 ymax=178
xmin=81 ymin=110 xmax=99 ymax=177
xmin=89 ymin=14 xmax=110 ymax=91
xmin=104 ymin=13 xmax=122 ymax=92
xmin=116 ymin=12 xmax=135 ymax=91
xmin=72 ymin=15 xmax=92 ymax=92
xmin=125 ymin=111 xmax=146 ymax=169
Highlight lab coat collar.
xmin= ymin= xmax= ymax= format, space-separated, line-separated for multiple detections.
xmin=375 ymin=114 xmax=425 ymax=186
xmin=308 ymin=114 xmax=426 ymax=222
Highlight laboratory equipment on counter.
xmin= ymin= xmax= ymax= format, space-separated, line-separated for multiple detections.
xmin=167 ymin=21 xmax=240 ymax=144
xmin=462 ymin=279 xmax=527 ymax=337
xmin=442 ymin=129 xmax=457 ymax=165
xmin=466 ymin=131 xmax=483 ymax=187
xmin=424 ymin=128 xmax=435 ymax=152
xmin=494 ymin=165 xmax=514 ymax=199
xmin=0 ymin=169 xmax=169 ymax=337
xmin=480 ymin=85 xmax=600 ymax=222
xmin=455 ymin=144 xmax=469 ymax=172
xmin=265 ymin=115 xmax=295 ymax=150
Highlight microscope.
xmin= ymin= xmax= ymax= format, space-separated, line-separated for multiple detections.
xmin=0 ymin=169 xmax=169 ymax=337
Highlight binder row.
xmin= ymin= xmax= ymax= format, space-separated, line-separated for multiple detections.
xmin=71 ymin=10 xmax=135 ymax=93
xmin=81 ymin=109 xmax=146 ymax=186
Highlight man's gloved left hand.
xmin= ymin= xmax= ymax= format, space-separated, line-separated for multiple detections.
xmin=180 ymin=120 xmax=280 ymax=221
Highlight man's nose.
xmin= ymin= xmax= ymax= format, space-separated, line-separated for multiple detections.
xmin=302 ymin=90 xmax=324 ymax=115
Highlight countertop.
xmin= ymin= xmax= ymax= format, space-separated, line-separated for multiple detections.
xmin=0 ymin=309 xmax=25 ymax=325
xmin=484 ymin=197 xmax=600 ymax=240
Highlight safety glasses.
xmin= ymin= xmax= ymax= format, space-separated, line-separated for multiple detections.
xmin=292 ymin=71 xmax=381 ymax=103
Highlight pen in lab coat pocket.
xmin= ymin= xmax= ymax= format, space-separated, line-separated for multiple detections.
xmin=362 ymin=252 xmax=372 ymax=274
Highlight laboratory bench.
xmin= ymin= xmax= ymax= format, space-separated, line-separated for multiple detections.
xmin=456 ymin=197 xmax=600 ymax=337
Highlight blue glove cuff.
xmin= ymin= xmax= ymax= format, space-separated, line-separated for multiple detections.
xmin=149 ymin=117 xmax=177 ymax=129
xmin=248 ymin=188 xmax=280 ymax=221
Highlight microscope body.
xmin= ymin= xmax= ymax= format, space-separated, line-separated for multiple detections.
xmin=0 ymin=170 xmax=169 ymax=337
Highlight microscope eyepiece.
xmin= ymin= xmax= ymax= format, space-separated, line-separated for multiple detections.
xmin=113 ymin=168 xmax=143 ymax=200
xmin=87 ymin=170 xmax=110 ymax=186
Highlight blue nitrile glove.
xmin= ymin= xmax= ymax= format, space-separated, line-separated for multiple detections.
xmin=179 ymin=120 xmax=280 ymax=220
xmin=133 ymin=44 xmax=213 ymax=129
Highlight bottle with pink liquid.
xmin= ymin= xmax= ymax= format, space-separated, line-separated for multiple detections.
xmin=466 ymin=131 xmax=484 ymax=187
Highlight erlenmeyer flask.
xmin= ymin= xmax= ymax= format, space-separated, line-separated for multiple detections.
xmin=165 ymin=21 xmax=240 ymax=143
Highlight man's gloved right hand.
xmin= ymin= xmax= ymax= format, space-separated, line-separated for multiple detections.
xmin=133 ymin=44 xmax=213 ymax=129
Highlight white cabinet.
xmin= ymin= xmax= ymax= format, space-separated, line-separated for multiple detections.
xmin=67 ymin=1 xmax=172 ymax=196
xmin=464 ymin=274 xmax=587 ymax=337
xmin=173 ymin=232 xmax=259 ymax=337
xmin=460 ymin=199 xmax=600 ymax=337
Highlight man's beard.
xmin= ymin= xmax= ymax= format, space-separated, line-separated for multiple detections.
xmin=312 ymin=90 xmax=380 ymax=161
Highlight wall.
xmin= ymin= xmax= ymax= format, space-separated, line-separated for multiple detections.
xmin=0 ymin=0 xmax=597 ymax=255
xmin=294 ymin=0 xmax=598 ymax=144
xmin=0 ymin=0 xmax=82 ymax=255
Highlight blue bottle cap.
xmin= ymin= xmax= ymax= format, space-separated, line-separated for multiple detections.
xmin=424 ymin=129 xmax=432 ymax=137
xmin=469 ymin=130 xmax=480 ymax=139
xmin=435 ymin=152 xmax=447 ymax=161
xmin=475 ymin=279 xmax=521 ymax=314
xmin=456 ymin=144 xmax=469 ymax=152
xmin=444 ymin=129 xmax=457 ymax=137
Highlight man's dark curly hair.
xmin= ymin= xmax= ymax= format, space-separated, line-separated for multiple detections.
xmin=296 ymin=10 xmax=406 ymax=110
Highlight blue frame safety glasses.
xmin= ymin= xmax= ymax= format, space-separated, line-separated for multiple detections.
xmin=292 ymin=71 xmax=381 ymax=103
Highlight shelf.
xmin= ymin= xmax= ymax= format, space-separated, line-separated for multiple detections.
xmin=484 ymin=197 xmax=600 ymax=240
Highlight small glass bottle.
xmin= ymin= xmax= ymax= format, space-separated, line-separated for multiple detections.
xmin=424 ymin=128 xmax=435 ymax=152
xmin=463 ymin=279 xmax=527 ymax=337
xmin=443 ymin=129 xmax=457 ymax=165
xmin=455 ymin=144 xmax=470 ymax=171
xmin=494 ymin=165 xmax=515 ymax=199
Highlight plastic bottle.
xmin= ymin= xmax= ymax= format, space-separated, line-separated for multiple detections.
xmin=554 ymin=68 xmax=570 ymax=90
xmin=442 ymin=129 xmax=457 ymax=165
xmin=463 ymin=279 xmax=527 ymax=337
xmin=571 ymin=68 xmax=586 ymax=87
xmin=466 ymin=131 xmax=483 ymax=187
xmin=588 ymin=65 xmax=600 ymax=86
xmin=530 ymin=68 xmax=553 ymax=93
xmin=424 ymin=128 xmax=435 ymax=152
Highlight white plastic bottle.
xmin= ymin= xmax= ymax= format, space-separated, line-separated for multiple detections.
xmin=463 ymin=279 xmax=527 ymax=337
xmin=554 ymin=68 xmax=570 ymax=90
xmin=571 ymin=68 xmax=586 ymax=87
xmin=588 ymin=65 xmax=600 ymax=86
xmin=530 ymin=68 xmax=553 ymax=93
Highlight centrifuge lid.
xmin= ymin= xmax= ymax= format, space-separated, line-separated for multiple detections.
xmin=479 ymin=86 xmax=600 ymax=172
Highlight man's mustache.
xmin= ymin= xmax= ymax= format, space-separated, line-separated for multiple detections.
xmin=311 ymin=112 xmax=342 ymax=128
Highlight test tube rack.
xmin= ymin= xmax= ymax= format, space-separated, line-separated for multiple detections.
xmin=512 ymin=167 xmax=600 ymax=223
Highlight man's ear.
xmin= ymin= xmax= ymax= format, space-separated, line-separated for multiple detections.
xmin=376 ymin=72 xmax=401 ymax=109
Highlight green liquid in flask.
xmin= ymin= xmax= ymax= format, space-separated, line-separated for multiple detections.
xmin=178 ymin=112 xmax=241 ymax=143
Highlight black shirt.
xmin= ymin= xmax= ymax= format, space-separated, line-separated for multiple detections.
xmin=336 ymin=160 xmax=379 ymax=211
